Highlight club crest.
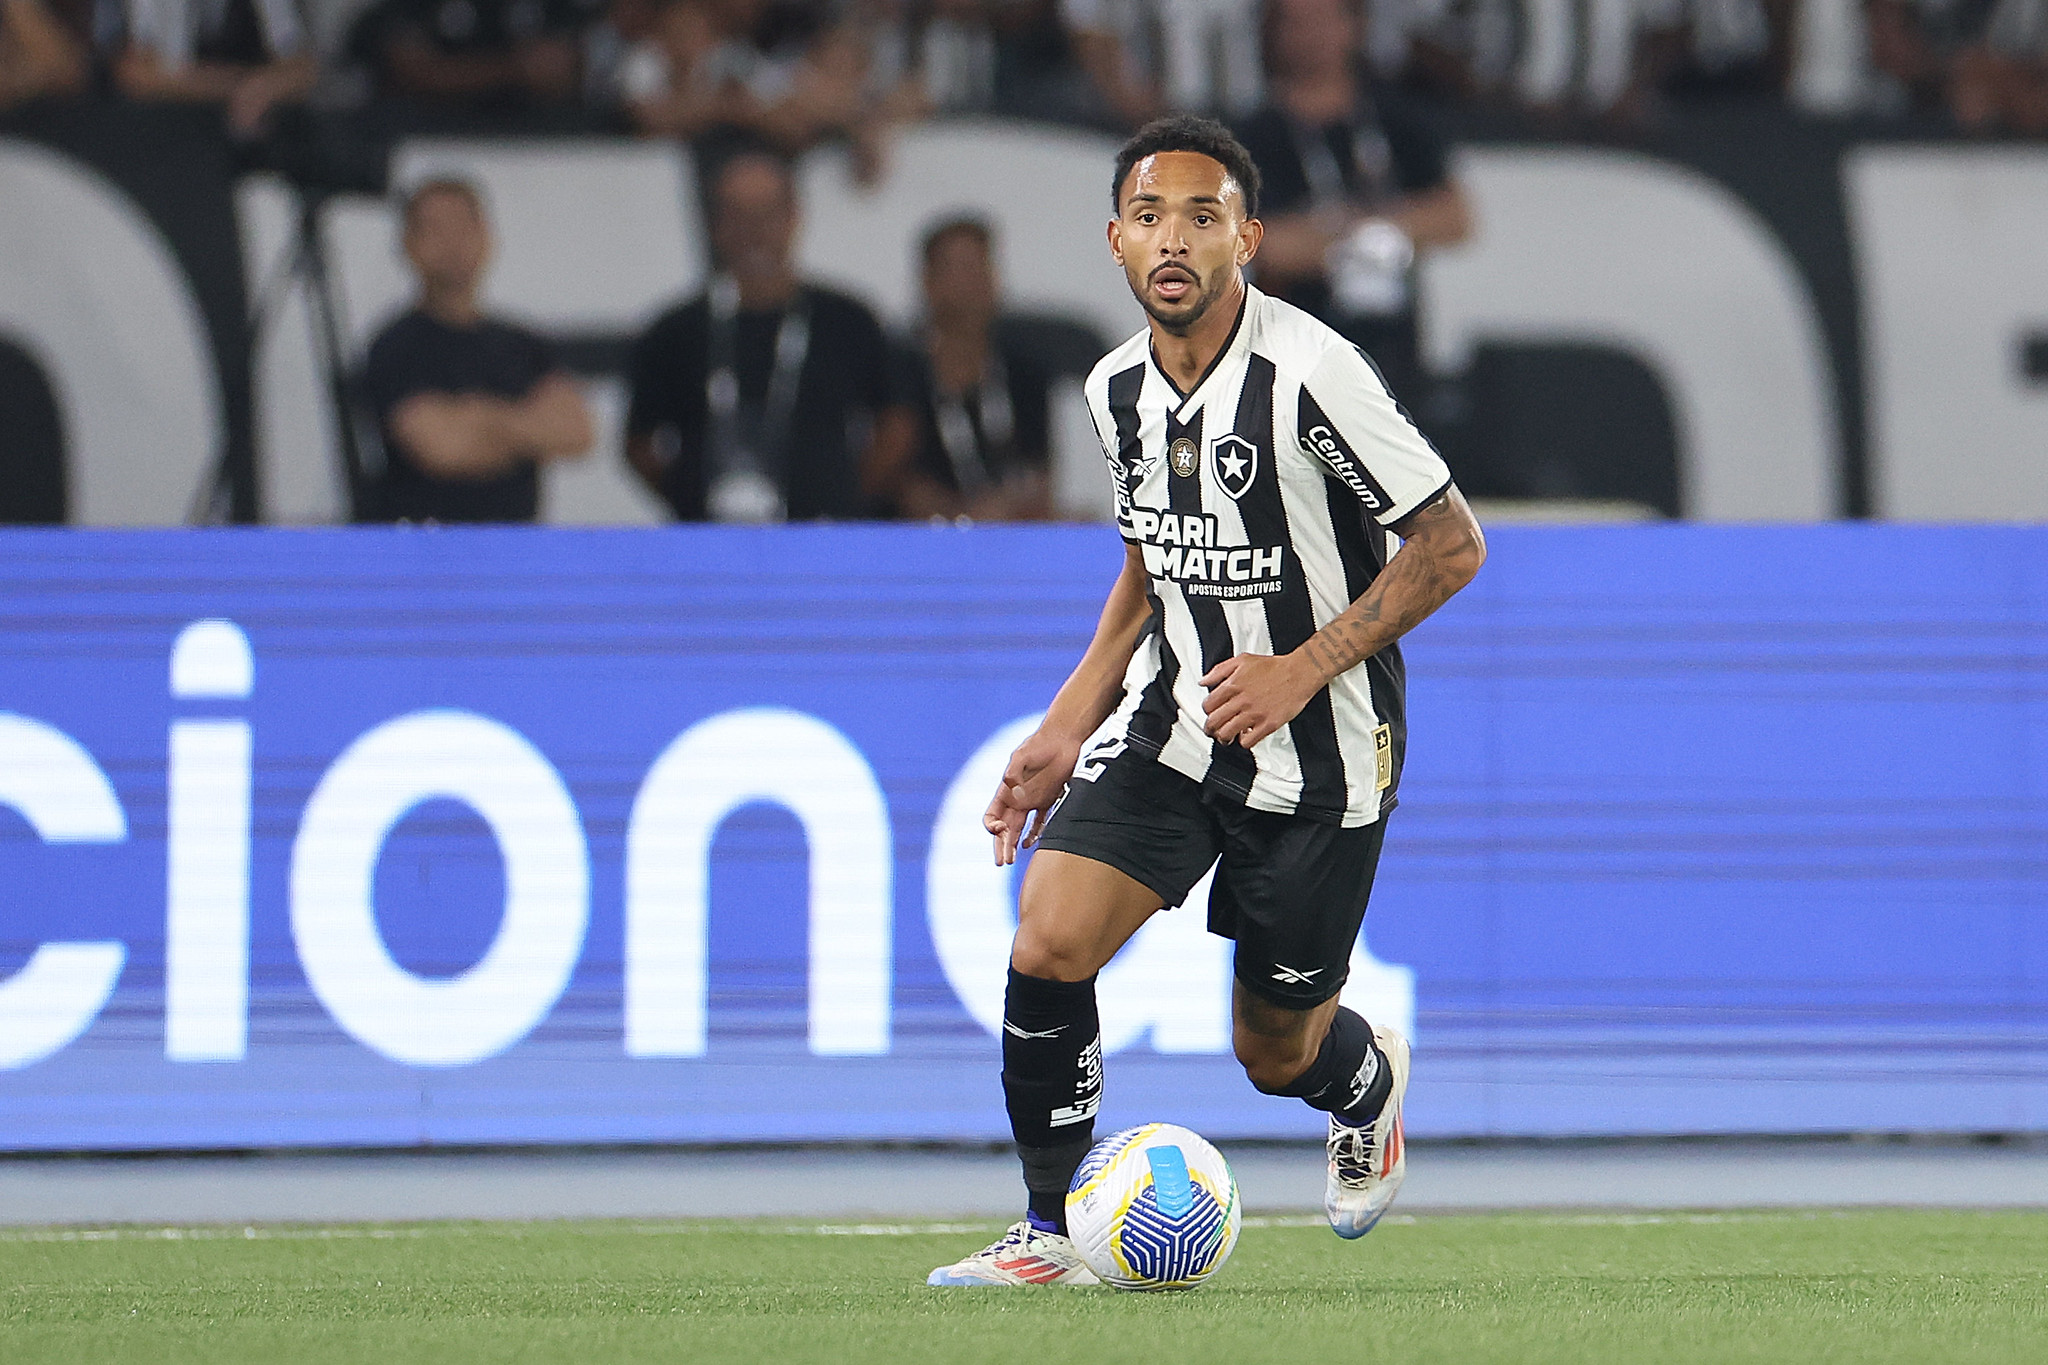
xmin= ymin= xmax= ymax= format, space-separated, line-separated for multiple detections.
xmin=1210 ymin=435 xmax=1258 ymax=500
xmin=1169 ymin=437 xmax=1200 ymax=478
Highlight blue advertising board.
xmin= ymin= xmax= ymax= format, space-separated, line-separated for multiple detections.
xmin=0 ymin=524 xmax=2043 ymax=1150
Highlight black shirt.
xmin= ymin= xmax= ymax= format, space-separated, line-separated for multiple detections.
xmin=626 ymin=284 xmax=897 ymax=521
xmin=352 ymin=0 xmax=591 ymax=98
xmin=891 ymin=333 xmax=1051 ymax=501
xmin=359 ymin=308 xmax=559 ymax=523
xmin=176 ymin=0 xmax=297 ymax=65
xmin=1233 ymin=88 xmax=1451 ymax=320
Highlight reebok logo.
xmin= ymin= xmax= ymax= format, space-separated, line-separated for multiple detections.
xmin=1270 ymin=964 xmax=1325 ymax=986
xmin=1002 ymin=1021 xmax=1065 ymax=1040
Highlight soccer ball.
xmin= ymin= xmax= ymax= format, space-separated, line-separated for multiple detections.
xmin=1065 ymin=1123 xmax=1242 ymax=1291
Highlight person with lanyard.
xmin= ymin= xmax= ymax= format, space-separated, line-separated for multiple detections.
xmin=1230 ymin=0 xmax=1472 ymax=409
xmin=625 ymin=145 xmax=916 ymax=522
xmin=890 ymin=215 xmax=1054 ymax=522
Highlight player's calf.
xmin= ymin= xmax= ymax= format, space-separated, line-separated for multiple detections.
xmin=1233 ymin=989 xmax=1406 ymax=1239
xmin=1240 ymin=1000 xmax=1392 ymax=1121
xmin=1232 ymin=1005 xmax=1331 ymax=1093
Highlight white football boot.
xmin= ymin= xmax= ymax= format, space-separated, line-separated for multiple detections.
xmin=1325 ymin=1023 xmax=1410 ymax=1239
xmin=926 ymin=1220 xmax=1101 ymax=1287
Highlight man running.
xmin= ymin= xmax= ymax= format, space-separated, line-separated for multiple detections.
xmin=929 ymin=115 xmax=1485 ymax=1287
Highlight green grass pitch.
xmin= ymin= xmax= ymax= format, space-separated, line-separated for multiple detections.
xmin=4 ymin=1210 xmax=2045 ymax=1364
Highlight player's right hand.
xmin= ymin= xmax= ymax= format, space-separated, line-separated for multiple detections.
xmin=983 ymin=731 xmax=1080 ymax=866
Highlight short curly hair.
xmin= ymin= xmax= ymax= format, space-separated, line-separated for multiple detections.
xmin=1111 ymin=115 xmax=1262 ymax=219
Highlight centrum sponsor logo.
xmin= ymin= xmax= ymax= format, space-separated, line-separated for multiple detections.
xmin=1119 ymin=507 xmax=1286 ymax=597
xmin=1301 ymin=424 xmax=1384 ymax=511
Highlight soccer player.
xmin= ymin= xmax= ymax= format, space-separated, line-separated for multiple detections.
xmin=928 ymin=115 xmax=1485 ymax=1287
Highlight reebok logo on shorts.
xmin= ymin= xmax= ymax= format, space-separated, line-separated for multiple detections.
xmin=1003 ymin=1021 xmax=1066 ymax=1040
xmin=1270 ymin=964 xmax=1326 ymax=986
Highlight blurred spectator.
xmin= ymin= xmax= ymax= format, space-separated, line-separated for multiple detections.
xmin=1362 ymin=0 xmax=1451 ymax=82
xmin=1052 ymin=0 xmax=1155 ymax=125
xmin=1788 ymin=0 xmax=1869 ymax=111
xmin=359 ymin=179 xmax=596 ymax=522
xmin=1235 ymin=0 xmax=1471 ymax=405
xmin=890 ymin=216 xmax=1053 ymax=520
xmin=625 ymin=147 xmax=916 ymax=521
xmin=350 ymin=0 xmax=590 ymax=114
xmin=1951 ymin=0 xmax=2048 ymax=131
xmin=1391 ymin=0 xmax=1521 ymax=105
xmin=618 ymin=0 xmax=721 ymax=133
xmin=117 ymin=0 xmax=318 ymax=136
xmin=1060 ymin=0 xmax=1263 ymax=126
xmin=1636 ymin=0 xmax=1793 ymax=105
xmin=1155 ymin=0 xmax=1265 ymax=113
xmin=1864 ymin=0 xmax=1951 ymax=111
xmin=1443 ymin=0 xmax=1794 ymax=120
xmin=864 ymin=0 xmax=999 ymax=121
xmin=583 ymin=0 xmax=657 ymax=109
xmin=621 ymin=0 xmax=869 ymax=155
xmin=979 ymin=0 xmax=1088 ymax=116
xmin=1490 ymin=0 xmax=1778 ymax=117
xmin=0 ymin=0 xmax=89 ymax=106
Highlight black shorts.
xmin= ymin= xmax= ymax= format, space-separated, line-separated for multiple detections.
xmin=1036 ymin=746 xmax=1389 ymax=1009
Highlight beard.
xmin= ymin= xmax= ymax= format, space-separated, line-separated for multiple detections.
xmin=1131 ymin=264 xmax=1230 ymax=335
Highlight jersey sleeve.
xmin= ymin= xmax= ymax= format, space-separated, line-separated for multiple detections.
xmin=1298 ymin=342 xmax=1453 ymax=528
xmin=1084 ymin=376 xmax=1135 ymax=538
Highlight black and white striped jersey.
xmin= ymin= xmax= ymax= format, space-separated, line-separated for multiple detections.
xmin=1079 ymin=286 xmax=1453 ymax=827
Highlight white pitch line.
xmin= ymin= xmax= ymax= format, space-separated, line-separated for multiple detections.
xmin=0 ymin=1225 xmax=447 ymax=1245
xmin=2 ymin=1209 xmax=1945 ymax=1245
xmin=801 ymin=1222 xmax=1000 ymax=1236
xmin=0 ymin=1214 xmax=1417 ymax=1244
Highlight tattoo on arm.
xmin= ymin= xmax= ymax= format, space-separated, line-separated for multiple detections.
xmin=1301 ymin=489 xmax=1484 ymax=684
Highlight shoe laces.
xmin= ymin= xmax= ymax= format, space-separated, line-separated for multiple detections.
xmin=1330 ymin=1120 xmax=1379 ymax=1186
xmin=984 ymin=1221 xmax=1039 ymax=1257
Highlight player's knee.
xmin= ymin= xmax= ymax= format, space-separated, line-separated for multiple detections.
xmin=1009 ymin=924 xmax=1098 ymax=983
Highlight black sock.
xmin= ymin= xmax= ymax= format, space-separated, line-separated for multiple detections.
xmin=1024 ymin=1142 xmax=1091 ymax=1234
xmin=1253 ymin=1006 xmax=1392 ymax=1125
xmin=1002 ymin=967 xmax=1102 ymax=1234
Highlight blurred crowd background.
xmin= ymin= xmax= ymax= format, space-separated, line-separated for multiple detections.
xmin=1 ymin=0 xmax=2042 ymax=528
xmin=5 ymin=0 xmax=2046 ymax=138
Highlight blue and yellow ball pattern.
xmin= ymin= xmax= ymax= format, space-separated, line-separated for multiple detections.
xmin=1065 ymin=1123 xmax=1242 ymax=1290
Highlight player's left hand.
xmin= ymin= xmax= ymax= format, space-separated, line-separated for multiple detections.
xmin=1199 ymin=652 xmax=1323 ymax=748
